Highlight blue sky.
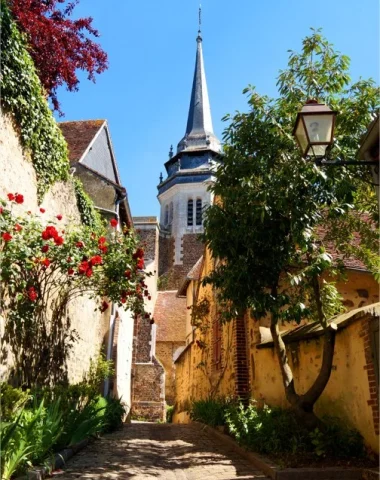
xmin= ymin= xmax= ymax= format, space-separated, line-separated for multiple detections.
xmin=57 ymin=0 xmax=379 ymax=217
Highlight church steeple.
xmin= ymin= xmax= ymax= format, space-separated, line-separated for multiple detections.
xmin=177 ymin=9 xmax=221 ymax=154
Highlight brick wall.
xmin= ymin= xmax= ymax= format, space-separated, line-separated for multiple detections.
xmin=136 ymin=227 xmax=157 ymax=262
xmin=158 ymin=234 xmax=204 ymax=290
xmin=158 ymin=233 xmax=174 ymax=277
xmin=131 ymin=357 xmax=165 ymax=422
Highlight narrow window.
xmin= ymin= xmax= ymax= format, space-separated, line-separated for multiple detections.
xmin=187 ymin=199 xmax=193 ymax=226
xmin=196 ymin=199 xmax=202 ymax=226
xmin=169 ymin=202 xmax=174 ymax=223
xmin=164 ymin=205 xmax=169 ymax=225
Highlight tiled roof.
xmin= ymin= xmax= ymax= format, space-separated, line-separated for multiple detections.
xmin=154 ymin=291 xmax=187 ymax=342
xmin=59 ymin=120 xmax=105 ymax=163
xmin=177 ymin=256 xmax=204 ymax=296
xmin=258 ymin=302 xmax=380 ymax=348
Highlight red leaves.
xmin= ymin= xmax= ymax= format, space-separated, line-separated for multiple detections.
xmin=10 ymin=0 xmax=108 ymax=113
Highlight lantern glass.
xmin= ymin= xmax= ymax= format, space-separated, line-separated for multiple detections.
xmin=303 ymin=114 xmax=334 ymax=147
xmin=295 ymin=119 xmax=308 ymax=155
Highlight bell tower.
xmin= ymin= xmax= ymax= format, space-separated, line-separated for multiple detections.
xmin=157 ymin=12 xmax=221 ymax=284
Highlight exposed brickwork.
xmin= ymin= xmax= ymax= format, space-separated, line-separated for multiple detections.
xmin=136 ymin=227 xmax=157 ymax=262
xmin=361 ymin=317 xmax=379 ymax=435
xmin=233 ymin=314 xmax=250 ymax=402
xmin=158 ymin=233 xmax=174 ymax=277
xmin=159 ymin=234 xmax=204 ymax=290
xmin=132 ymin=357 xmax=165 ymax=421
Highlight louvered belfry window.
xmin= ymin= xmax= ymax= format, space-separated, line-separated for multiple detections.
xmin=187 ymin=199 xmax=194 ymax=226
xmin=196 ymin=199 xmax=202 ymax=226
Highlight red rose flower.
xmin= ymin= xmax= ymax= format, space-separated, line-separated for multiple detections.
xmin=56 ymin=214 xmax=62 ymax=221
xmin=41 ymin=225 xmax=58 ymax=241
xmin=90 ymin=255 xmax=102 ymax=266
xmin=120 ymin=297 xmax=126 ymax=304
xmin=98 ymin=236 xmax=106 ymax=244
xmin=150 ymin=319 xmax=155 ymax=325
xmin=7 ymin=193 xmax=15 ymax=201
xmin=1 ymin=232 xmax=12 ymax=242
xmin=68 ymin=268 xmax=74 ymax=275
xmin=137 ymin=258 xmax=144 ymax=270
xmin=148 ymin=295 xmax=152 ymax=301
xmin=144 ymin=290 xmax=148 ymax=297
xmin=41 ymin=245 xmax=49 ymax=253
xmin=132 ymin=248 xmax=144 ymax=259
xmin=86 ymin=268 xmax=93 ymax=277
xmin=27 ymin=211 xmax=31 ymax=215
xmin=14 ymin=224 xmax=22 ymax=232
xmin=100 ymin=300 xmax=109 ymax=313
xmin=54 ymin=236 xmax=64 ymax=246
xmin=0 ymin=207 xmax=3 ymax=214
xmin=28 ymin=287 xmax=37 ymax=302
xmin=41 ymin=258 xmax=51 ymax=267
xmin=124 ymin=270 xmax=131 ymax=279
xmin=40 ymin=208 xmax=45 ymax=213
xmin=99 ymin=245 xmax=108 ymax=253
xmin=67 ymin=257 xmax=72 ymax=263
xmin=15 ymin=194 xmax=24 ymax=204
xmin=78 ymin=260 xmax=89 ymax=275
xmin=110 ymin=218 xmax=118 ymax=227
xmin=76 ymin=241 xmax=84 ymax=248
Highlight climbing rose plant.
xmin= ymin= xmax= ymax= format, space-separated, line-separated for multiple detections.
xmin=0 ymin=193 xmax=152 ymax=387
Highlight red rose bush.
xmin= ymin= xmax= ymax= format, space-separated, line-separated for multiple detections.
xmin=0 ymin=193 xmax=150 ymax=386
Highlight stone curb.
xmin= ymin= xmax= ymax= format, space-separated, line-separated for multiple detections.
xmin=16 ymin=438 xmax=89 ymax=480
xmin=194 ymin=422 xmax=365 ymax=480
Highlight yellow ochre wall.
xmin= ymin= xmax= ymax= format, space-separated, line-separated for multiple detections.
xmin=173 ymin=245 xmax=379 ymax=452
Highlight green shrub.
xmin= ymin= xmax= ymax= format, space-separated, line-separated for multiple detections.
xmin=103 ymin=396 xmax=126 ymax=432
xmin=166 ymin=405 xmax=174 ymax=423
xmin=0 ymin=382 xmax=30 ymax=421
xmin=190 ymin=397 xmax=229 ymax=427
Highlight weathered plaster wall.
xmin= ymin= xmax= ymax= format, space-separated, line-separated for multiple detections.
xmin=0 ymin=112 xmax=110 ymax=385
xmin=252 ymin=314 xmax=379 ymax=453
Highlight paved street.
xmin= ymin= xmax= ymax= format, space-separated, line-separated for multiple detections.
xmin=58 ymin=422 xmax=269 ymax=479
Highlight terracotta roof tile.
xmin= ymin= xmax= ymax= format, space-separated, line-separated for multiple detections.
xmin=59 ymin=120 xmax=104 ymax=164
xmin=154 ymin=291 xmax=186 ymax=342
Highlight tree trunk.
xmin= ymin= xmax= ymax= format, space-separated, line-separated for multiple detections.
xmin=270 ymin=313 xmax=337 ymax=430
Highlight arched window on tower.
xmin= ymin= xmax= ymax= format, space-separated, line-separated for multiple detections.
xmin=187 ymin=199 xmax=193 ymax=226
xmin=164 ymin=205 xmax=169 ymax=226
xmin=169 ymin=202 xmax=174 ymax=224
xmin=196 ymin=199 xmax=202 ymax=226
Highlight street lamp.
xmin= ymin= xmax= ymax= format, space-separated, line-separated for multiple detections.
xmin=293 ymin=99 xmax=378 ymax=167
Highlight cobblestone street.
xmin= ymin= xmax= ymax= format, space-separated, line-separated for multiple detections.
xmin=58 ymin=422 xmax=269 ymax=479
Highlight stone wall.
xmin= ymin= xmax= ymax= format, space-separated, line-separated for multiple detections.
xmin=158 ymin=233 xmax=174 ymax=278
xmin=0 ymin=112 xmax=110 ymax=385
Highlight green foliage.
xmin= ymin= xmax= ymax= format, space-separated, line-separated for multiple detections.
xmin=73 ymin=177 xmax=103 ymax=229
xmin=203 ymin=29 xmax=379 ymax=326
xmin=102 ymin=396 xmax=126 ymax=432
xmin=190 ymin=397 xmax=229 ymax=427
xmin=191 ymin=398 xmax=365 ymax=460
xmin=166 ymin=404 xmax=174 ymax=423
xmin=0 ymin=2 xmax=70 ymax=200
xmin=0 ymin=360 xmax=126 ymax=477
xmin=0 ymin=382 xmax=30 ymax=421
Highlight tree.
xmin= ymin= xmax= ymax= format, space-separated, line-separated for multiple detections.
xmin=202 ymin=30 xmax=379 ymax=429
xmin=8 ymin=0 xmax=108 ymax=113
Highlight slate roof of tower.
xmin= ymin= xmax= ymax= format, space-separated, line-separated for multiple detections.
xmin=59 ymin=120 xmax=105 ymax=163
xmin=176 ymin=30 xmax=221 ymax=155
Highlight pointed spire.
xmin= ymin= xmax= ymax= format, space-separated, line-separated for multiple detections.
xmin=177 ymin=8 xmax=221 ymax=154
